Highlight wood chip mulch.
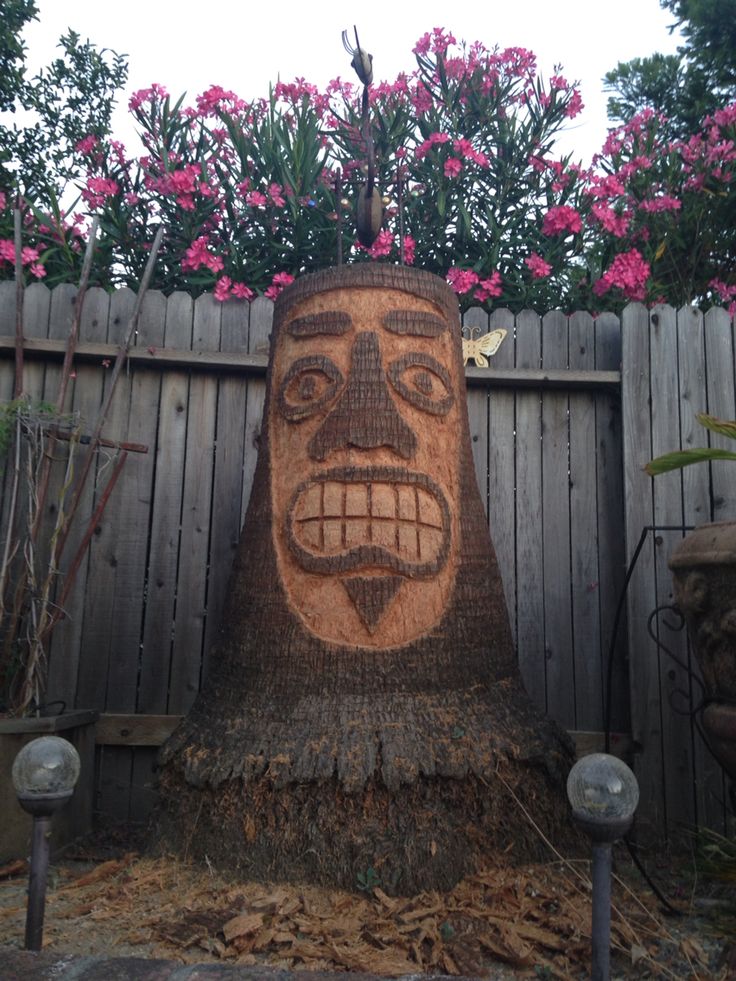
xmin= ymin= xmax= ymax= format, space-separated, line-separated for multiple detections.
xmin=0 ymin=851 xmax=731 ymax=979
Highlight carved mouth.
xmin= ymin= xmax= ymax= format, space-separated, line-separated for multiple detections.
xmin=286 ymin=466 xmax=451 ymax=578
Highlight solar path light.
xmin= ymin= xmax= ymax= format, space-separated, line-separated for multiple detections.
xmin=567 ymin=752 xmax=639 ymax=981
xmin=12 ymin=735 xmax=81 ymax=951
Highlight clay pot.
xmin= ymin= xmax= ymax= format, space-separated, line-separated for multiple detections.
xmin=669 ymin=521 xmax=736 ymax=780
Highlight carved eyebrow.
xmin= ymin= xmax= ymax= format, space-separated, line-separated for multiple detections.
xmin=287 ymin=311 xmax=352 ymax=337
xmin=383 ymin=310 xmax=447 ymax=336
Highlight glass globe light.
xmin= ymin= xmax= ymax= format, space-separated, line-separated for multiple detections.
xmin=12 ymin=736 xmax=81 ymax=816
xmin=567 ymin=753 xmax=639 ymax=842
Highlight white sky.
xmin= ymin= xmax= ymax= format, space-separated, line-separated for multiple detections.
xmin=21 ymin=0 xmax=683 ymax=166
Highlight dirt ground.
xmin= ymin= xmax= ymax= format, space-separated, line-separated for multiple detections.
xmin=0 ymin=826 xmax=734 ymax=980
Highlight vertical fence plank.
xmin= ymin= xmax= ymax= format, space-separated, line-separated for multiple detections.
xmin=514 ymin=310 xmax=544 ymax=707
xmin=0 ymin=281 xmax=17 ymax=401
xmin=568 ymin=312 xmax=603 ymax=731
xmin=487 ymin=307 xmax=516 ymax=644
xmin=137 ymin=292 xmax=193 ymax=717
xmin=541 ymin=311 xmax=574 ymax=726
xmin=594 ymin=313 xmax=629 ymax=736
xmin=652 ymin=305 xmax=696 ymax=832
xmin=202 ymin=300 xmax=251 ymax=678
xmin=125 ymin=290 xmax=169 ymax=822
xmin=166 ymin=295 xmax=220 ymax=715
xmin=622 ymin=302 xmax=662 ymax=834
xmin=47 ymin=287 xmax=110 ymax=709
xmin=241 ymin=298 xmax=271 ymax=524
xmin=463 ymin=306 xmax=491 ymax=515
xmin=676 ymin=305 xmax=725 ymax=831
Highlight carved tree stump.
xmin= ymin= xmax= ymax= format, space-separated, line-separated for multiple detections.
xmin=156 ymin=266 xmax=576 ymax=894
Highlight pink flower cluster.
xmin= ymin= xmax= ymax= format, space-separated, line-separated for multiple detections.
xmin=593 ymin=249 xmax=651 ymax=301
xmin=0 ymin=241 xmax=46 ymax=278
xmin=446 ymin=267 xmax=503 ymax=302
xmin=524 ymin=253 xmax=552 ymax=279
xmin=542 ymin=205 xmax=583 ymax=236
xmin=264 ymin=272 xmax=295 ymax=300
xmin=182 ymin=236 xmax=223 ymax=274
xmin=710 ymin=278 xmax=736 ymax=316
xmin=82 ymin=176 xmax=120 ymax=209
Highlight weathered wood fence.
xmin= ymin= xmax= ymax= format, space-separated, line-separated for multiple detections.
xmin=0 ymin=281 xmax=734 ymax=840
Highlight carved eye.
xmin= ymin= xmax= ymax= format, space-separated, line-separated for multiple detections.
xmin=277 ymin=356 xmax=344 ymax=421
xmin=388 ymin=353 xmax=455 ymax=416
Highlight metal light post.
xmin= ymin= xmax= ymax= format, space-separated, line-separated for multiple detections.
xmin=12 ymin=735 xmax=81 ymax=951
xmin=567 ymin=753 xmax=639 ymax=981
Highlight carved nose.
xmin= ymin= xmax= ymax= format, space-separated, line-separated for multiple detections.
xmin=308 ymin=331 xmax=417 ymax=461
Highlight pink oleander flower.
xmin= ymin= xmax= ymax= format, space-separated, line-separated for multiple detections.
xmin=268 ymin=183 xmax=286 ymax=207
xmin=709 ymin=278 xmax=736 ymax=307
xmin=264 ymin=272 xmax=295 ymax=300
xmin=590 ymin=202 xmax=630 ymax=238
xmin=444 ymin=157 xmax=462 ymax=178
xmin=565 ymin=90 xmax=584 ymax=119
xmin=0 ymin=191 xmax=6 ymax=210
xmin=231 ymin=282 xmax=255 ymax=301
xmin=82 ymin=176 xmax=119 ymax=209
xmin=358 ymin=229 xmax=393 ymax=259
xmin=415 ymin=131 xmax=450 ymax=161
xmin=524 ymin=252 xmax=552 ymax=279
xmin=593 ymin=248 xmax=651 ymax=301
xmin=76 ymin=135 xmax=98 ymax=155
xmin=196 ymin=85 xmax=239 ymax=116
xmin=446 ymin=267 xmax=479 ymax=294
xmin=474 ymin=272 xmax=503 ymax=301
xmin=638 ymin=195 xmax=682 ymax=213
xmin=182 ymin=236 xmax=224 ymax=274
xmin=413 ymin=27 xmax=457 ymax=57
xmin=129 ymin=83 xmax=168 ymax=112
xmin=246 ymin=191 xmax=268 ymax=208
xmin=214 ymin=276 xmax=232 ymax=302
xmin=403 ymin=234 xmax=416 ymax=265
xmin=542 ymin=204 xmax=582 ymax=236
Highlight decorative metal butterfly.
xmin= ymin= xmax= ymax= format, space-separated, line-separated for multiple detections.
xmin=461 ymin=327 xmax=507 ymax=367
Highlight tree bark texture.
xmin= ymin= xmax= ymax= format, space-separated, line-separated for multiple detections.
xmin=156 ymin=266 xmax=576 ymax=893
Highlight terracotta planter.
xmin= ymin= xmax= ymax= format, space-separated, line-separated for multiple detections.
xmin=669 ymin=521 xmax=736 ymax=781
xmin=0 ymin=710 xmax=98 ymax=863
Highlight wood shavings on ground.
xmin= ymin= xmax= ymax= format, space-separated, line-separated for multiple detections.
xmin=0 ymin=848 xmax=732 ymax=979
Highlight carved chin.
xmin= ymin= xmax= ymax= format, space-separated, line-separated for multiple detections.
xmin=285 ymin=466 xmax=451 ymax=578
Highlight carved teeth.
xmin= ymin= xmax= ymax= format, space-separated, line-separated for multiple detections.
xmin=293 ymin=479 xmax=444 ymax=563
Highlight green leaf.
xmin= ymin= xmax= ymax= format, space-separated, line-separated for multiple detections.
xmin=696 ymin=412 xmax=736 ymax=442
xmin=644 ymin=447 xmax=736 ymax=476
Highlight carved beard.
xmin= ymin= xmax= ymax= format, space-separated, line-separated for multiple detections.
xmin=211 ymin=266 xmax=518 ymax=701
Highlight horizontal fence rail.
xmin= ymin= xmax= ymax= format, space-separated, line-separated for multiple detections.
xmin=0 ymin=281 xmax=733 ymax=839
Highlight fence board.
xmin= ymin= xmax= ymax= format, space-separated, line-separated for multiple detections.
xmin=47 ymin=287 xmax=110 ymax=708
xmin=652 ymin=305 xmax=696 ymax=832
xmin=541 ymin=311 xmax=574 ymax=725
xmin=241 ymin=298 xmax=270 ymax=524
xmin=622 ymin=302 xmax=662 ymax=833
xmin=515 ymin=310 xmax=544 ymax=706
xmin=137 ymin=292 xmax=193 ymax=716
xmin=202 ymin=299 xmax=251 ymax=674
xmin=487 ymin=307 xmax=516 ymax=645
xmin=167 ymin=296 xmax=220 ymax=714
xmin=593 ymin=313 xmax=628 ymax=735
xmin=568 ymin=312 xmax=603 ymax=731
xmin=463 ymin=306 xmax=490 ymax=517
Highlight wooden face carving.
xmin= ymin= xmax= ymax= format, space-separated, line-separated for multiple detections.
xmin=269 ymin=284 xmax=463 ymax=648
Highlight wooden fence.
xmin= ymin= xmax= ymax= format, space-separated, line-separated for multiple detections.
xmin=0 ymin=280 xmax=734 ymax=840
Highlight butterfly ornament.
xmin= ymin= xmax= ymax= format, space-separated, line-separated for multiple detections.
xmin=462 ymin=326 xmax=508 ymax=367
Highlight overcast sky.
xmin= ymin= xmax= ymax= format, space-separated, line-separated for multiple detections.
xmin=22 ymin=0 xmax=683 ymax=165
